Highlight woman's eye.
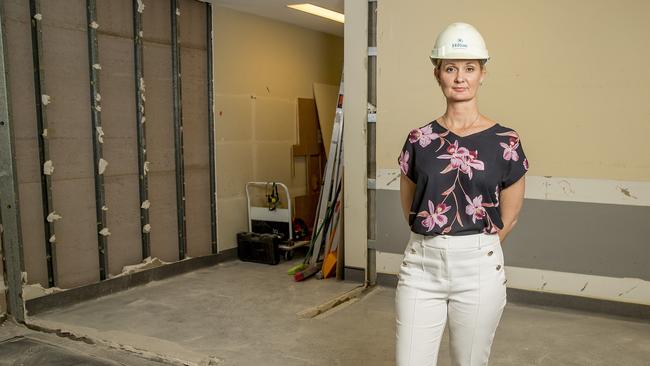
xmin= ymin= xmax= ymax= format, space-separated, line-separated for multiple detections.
xmin=466 ymin=67 xmax=475 ymax=72
xmin=446 ymin=67 xmax=455 ymax=72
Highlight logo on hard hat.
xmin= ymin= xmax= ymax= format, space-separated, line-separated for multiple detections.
xmin=451 ymin=38 xmax=468 ymax=49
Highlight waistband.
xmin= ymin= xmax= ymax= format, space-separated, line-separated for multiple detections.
xmin=409 ymin=231 xmax=500 ymax=250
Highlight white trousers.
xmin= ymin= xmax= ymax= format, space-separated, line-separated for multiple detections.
xmin=395 ymin=231 xmax=507 ymax=366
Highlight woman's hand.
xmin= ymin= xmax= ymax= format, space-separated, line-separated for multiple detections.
xmin=498 ymin=176 xmax=526 ymax=243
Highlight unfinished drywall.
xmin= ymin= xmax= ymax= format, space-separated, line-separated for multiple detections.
xmin=0 ymin=234 xmax=6 ymax=316
xmin=180 ymin=0 xmax=212 ymax=258
xmin=4 ymin=0 xmax=49 ymax=287
xmin=97 ymin=0 xmax=143 ymax=276
xmin=213 ymin=6 xmax=343 ymax=250
xmin=4 ymin=0 xmax=214 ymax=290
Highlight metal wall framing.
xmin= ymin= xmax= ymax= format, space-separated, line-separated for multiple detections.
xmin=133 ymin=0 xmax=151 ymax=259
xmin=86 ymin=0 xmax=109 ymax=280
xmin=29 ymin=0 xmax=57 ymax=288
xmin=0 ymin=2 xmax=26 ymax=322
xmin=171 ymin=0 xmax=187 ymax=260
xmin=206 ymin=2 xmax=217 ymax=254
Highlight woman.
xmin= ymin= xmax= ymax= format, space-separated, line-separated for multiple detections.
xmin=395 ymin=22 xmax=528 ymax=366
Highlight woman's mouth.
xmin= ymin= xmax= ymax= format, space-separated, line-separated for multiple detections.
xmin=453 ymin=87 xmax=467 ymax=92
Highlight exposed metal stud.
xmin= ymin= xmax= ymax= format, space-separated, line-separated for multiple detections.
xmin=29 ymin=0 xmax=57 ymax=287
xmin=171 ymin=0 xmax=187 ymax=260
xmin=132 ymin=0 xmax=150 ymax=259
xmin=0 ymin=2 xmax=26 ymax=322
xmin=206 ymin=2 xmax=217 ymax=254
xmin=86 ymin=0 xmax=109 ymax=280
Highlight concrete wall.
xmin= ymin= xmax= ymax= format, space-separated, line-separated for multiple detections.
xmin=212 ymin=6 xmax=343 ymax=250
xmin=372 ymin=0 xmax=650 ymax=305
xmin=4 ymin=0 xmax=214 ymax=289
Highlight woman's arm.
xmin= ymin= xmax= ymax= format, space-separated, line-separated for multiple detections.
xmin=498 ymin=176 xmax=525 ymax=243
xmin=400 ymin=174 xmax=416 ymax=223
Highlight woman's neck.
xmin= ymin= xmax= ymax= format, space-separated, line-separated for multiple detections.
xmin=443 ymin=100 xmax=480 ymax=128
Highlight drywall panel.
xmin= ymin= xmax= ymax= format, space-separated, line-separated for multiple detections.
xmin=148 ymin=172 xmax=180 ymax=263
xmin=142 ymin=0 xmax=171 ymax=44
xmin=40 ymin=0 xmax=86 ymax=30
xmin=180 ymin=0 xmax=207 ymax=50
xmin=98 ymin=32 xmax=141 ymax=275
xmin=216 ymin=196 xmax=248 ymax=251
xmin=343 ymin=0 xmax=368 ymax=270
xmin=51 ymin=178 xmax=100 ymax=288
xmin=254 ymin=142 xmax=295 ymax=191
xmin=142 ymin=37 xmax=178 ymax=262
xmin=96 ymin=0 xmax=132 ymax=38
xmin=185 ymin=167 xmax=212 ymax=257
xmin=216 ymin=142 xmax=254 ymax=198
xmin=214 ymin=95 xmax=253 ymax=142
xmin=143 ymin=42 xmax=175 ymax=173
xmin=15 ymin=183 xmax=48 ymax=286
xmin=254 ymin=98 xmax=296 ymax=142
xmin=180 ymin=45 xmax=211 ymax=257
xmin=40 ymin=16 xmax=99 ymax=288
xmin=312 ymin=83 xmax=339 ymax=155
xmin=104 ymin=175 xmax=142 ymax=275
xmin=4 ymin=4 xmax=49 ymax=286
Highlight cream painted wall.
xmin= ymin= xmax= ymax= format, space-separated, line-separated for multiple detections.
xmin=213 ymin=6 xmax=343 ymax=250
xmin=378 ymin=0 xmax=650 ymax=182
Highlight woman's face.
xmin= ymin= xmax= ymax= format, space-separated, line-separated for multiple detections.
xmin=435 ymin=59 xmax=485 ymax=102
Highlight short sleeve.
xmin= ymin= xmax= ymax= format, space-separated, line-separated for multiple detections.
xmin=500 ymin=135 xmax=529 ymax=189
xmin=397 ymin=134 xmax=418 ymax=184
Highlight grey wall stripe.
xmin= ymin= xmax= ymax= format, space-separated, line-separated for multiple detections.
xmin=372 ymin=189 xmax=650 ymax=281
xmin=29 ymin=0 xmax=57 ymax=288
xmin=171 ymin=0 xmax=187 ymax=260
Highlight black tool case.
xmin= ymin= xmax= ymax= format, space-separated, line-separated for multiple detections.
xmin=236 ymin=232 xmax=282 ymax=265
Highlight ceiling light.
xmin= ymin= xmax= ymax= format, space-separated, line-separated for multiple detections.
xmin=287 ymin=3 xmax=344 ymax=23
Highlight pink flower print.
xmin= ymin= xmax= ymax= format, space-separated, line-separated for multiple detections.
xmin=438 ymin=140 xmax=484 ymax=179
xmin=465 ymin=194 xmax=487 ymax=223
xmin=523 ymin=158 xmax=529 ymax=171
xmin=462 ymin=149 xmax=485 ymax=179
xmin=500 ymin=137 xmax=520 ymax=161
xmin=399 ymin=150 xmax=410 ymax=175
xmin=417 ymin=200 xmax=451 ymax=232
xmin=408 ymin=125 xmax=439 ymax=148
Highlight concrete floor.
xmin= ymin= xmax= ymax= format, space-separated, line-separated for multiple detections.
xmin=25 ymin=257 xmax=650 ymax=366
xmin=0 ymin=320 xmax=172 ymax=366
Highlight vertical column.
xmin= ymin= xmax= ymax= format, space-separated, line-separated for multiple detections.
xmin=206 ymin=2 xmax=217 ymax=254
xmin=0 ymin=3 xmax=26 ymax=322
xmin=133 ymin=0 xmax=150 ymax=259
xmin=171 ymin=0 xmax=187 ymax=260
xmin=29 ymin=0 xmax=57 ymax=287
xmin=86 ymin=0 xmax=109 ymax=280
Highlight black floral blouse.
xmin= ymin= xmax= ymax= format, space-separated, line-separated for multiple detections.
xmin=398 ymin=119 xmax=529 ymax=236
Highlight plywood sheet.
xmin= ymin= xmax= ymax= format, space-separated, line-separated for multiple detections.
xmin=313 ymin=83 xmax=339 ymax=155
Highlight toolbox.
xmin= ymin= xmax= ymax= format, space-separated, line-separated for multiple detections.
xmin=236 ymin=231 xmax=282 ymax=265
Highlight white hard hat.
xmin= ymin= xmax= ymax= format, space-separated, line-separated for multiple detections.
xmin=430 ymin=22 xmax=490 ymax=65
